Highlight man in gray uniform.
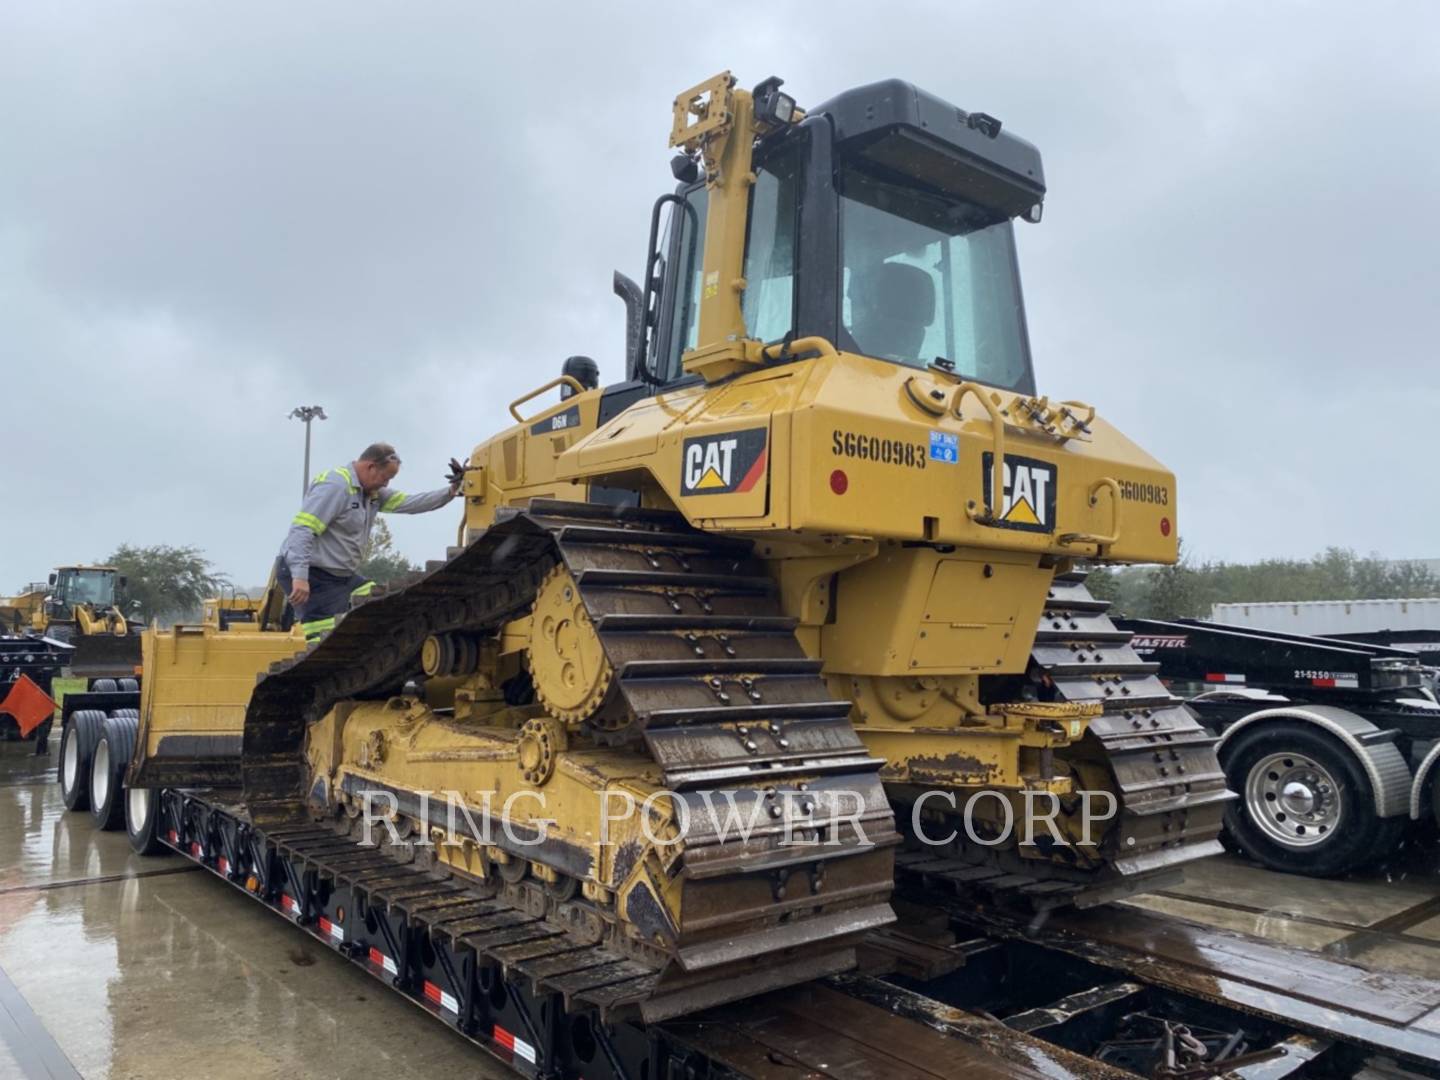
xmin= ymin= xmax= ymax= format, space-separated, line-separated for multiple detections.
xmin=277 ymin=442 xmax=461 ymax=640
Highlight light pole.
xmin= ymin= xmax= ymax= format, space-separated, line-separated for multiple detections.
xmin=288 ymin=405 xmax=328 ymax=495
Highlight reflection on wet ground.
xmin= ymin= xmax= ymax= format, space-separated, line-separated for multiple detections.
xmin=1122 ymin=838 xmax=1440 ymax=980
xmin=0 ymin=737 xmax=509 ymax=1079
xmin=5 ymin=731 xmax=1440 ymax=1077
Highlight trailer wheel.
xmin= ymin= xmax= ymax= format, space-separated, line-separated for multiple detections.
xmin=59 ymin=710 xmax=106 ymax=812
xmin=126 ymin=785 xmax=164 ymax=855
xmin=1222 ymin=721 xmax=1400 ymax=876
xmin=89 ymin=715 xmax=137 ymax=831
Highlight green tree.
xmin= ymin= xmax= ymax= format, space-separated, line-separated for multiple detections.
xmin=358 ymin=519 xmax=418 ymax=586
xmin=1080 ymin=546 xmax=1439 ymax=619
xmin=1380 ymin=559 xmax=1440 ymax=598
xmin=103 ymin=544 xmax=227 ymax=626
xmin=1146 ymin=538 xmax=1207 ymax=618
xmin=1084 ymin=564 xmax=1119 ymax=605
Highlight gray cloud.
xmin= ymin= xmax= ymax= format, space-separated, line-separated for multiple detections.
xmin=3 ymin=1 xmax=1437 ymax=588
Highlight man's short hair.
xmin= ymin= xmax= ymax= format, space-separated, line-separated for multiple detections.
xmin=360 ymin=442 xmax=399 ymax=465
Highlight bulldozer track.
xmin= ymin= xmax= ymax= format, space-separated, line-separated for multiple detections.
xmin=238 ymin=499 xmax=896 ymax=1021
xmin=167 ymin=790 xmax=672 ymax=1019
xmin=897 ymin=573 xmax=1232 ymax=909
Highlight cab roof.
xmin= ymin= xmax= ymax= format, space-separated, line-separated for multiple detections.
xmin=809 ymin=78 xmax=1045 ymax=220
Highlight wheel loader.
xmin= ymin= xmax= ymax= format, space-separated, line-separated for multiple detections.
xmin=66 ymin=72 xmax=1230 ymax=1031
xmin=0 ymin=565 xmax=141 ymax=677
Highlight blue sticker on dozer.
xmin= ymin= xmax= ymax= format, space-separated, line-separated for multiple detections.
xmin=929 ymin=430 xmax=959 ymax=463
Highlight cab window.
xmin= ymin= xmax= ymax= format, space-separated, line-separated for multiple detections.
xmin=741 ymin=145 xmax=801 ymax=343
xmin=839 ymin=162 xmax=1032 ymax=390
xmin=660 ymin=186 xmax=707 ymax=384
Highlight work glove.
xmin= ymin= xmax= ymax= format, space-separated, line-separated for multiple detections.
xmin=446 ymin=457 xmax=465 ymax=491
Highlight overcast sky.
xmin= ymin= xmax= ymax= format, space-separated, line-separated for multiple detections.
xmin=3 ymin=2 xmax=1437 ymax=588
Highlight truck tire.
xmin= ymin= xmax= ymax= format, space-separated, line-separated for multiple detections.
xmin=60 ymin=710 xmax=106 ymax=812
xmin=90 ymin=715 xmax=138 ymax=831
xmin=125 ymin=786 xmax=165 ymax=855
xmin=90 ymin=678 xmax=118 ymax=693
xmin=118 ymin=678 xmax=139 ymax=693
xmin=1221 ymin=721 xmax=1402 ymax=876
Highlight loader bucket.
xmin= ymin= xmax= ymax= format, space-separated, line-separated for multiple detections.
xmin=67 ymin=633 xmax=143 ymax=678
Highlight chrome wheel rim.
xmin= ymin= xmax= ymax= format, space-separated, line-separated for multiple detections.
xmin=128 ymin=787 xmax=150 ymax=833
xmin=91 ymin=739 xmax=110 ymax=810
xmin=1245 ymin=751 xmax=1342 ymax=848
xmin=62 ymin=729 xmax=78 ymax=793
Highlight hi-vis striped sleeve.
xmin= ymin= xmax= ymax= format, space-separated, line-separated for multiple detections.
xmin=376 ymin=484 xmax=454 ymax=515
xmin=292 ymin=511 xmax=327 ymax=534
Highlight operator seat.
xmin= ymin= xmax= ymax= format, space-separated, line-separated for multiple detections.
xmin=848 ymin=261 xmax=936 ymax=362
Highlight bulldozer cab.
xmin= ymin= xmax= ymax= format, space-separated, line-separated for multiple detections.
xmin=638 ymin=76 xmax=1043 ymax=396
xmin=473 ymin=72 xmax=1174 ymax=568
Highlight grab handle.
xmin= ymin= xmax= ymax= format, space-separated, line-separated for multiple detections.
xmin=509 ymin=376 xmax=586 ymax=422
xmin=953 ymin=382 xmax=1008 ymax=525
xmin=1059 ymin=477 xmax=1122 ymax=551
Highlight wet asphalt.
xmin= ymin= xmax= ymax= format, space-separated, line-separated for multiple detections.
xmin=0 ymin=735 xmax=508 ymax=1080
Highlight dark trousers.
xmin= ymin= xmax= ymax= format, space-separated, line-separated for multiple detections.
xmin=275 ymin=560 xmax=371 ymax=640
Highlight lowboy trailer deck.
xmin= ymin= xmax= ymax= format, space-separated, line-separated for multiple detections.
xmin=53 ymin=688 xmax=1440 ymax=1078
xmin=142 ymin=789 xmax=1440 ymax=1077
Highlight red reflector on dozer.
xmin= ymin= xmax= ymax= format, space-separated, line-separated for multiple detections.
xmin=0 ymin=674 xmax=57 ymax=738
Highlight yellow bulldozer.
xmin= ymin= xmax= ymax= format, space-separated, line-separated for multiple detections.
xmin=1 ymin=564 xmax=141 ymax=678
xmin=58 ymin=72 xmax=1230 ymax=1041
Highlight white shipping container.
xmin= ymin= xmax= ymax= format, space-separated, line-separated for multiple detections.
xmin=1210 ymin=598 xmax=1440 ymax=636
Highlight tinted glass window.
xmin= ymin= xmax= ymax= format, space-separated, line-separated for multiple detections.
xmin=742 ymin=147 xmax=801 ymax=343
xmin=56 ymin=570 xmax=114 ymax=606
xmin=839 ymin=163 xmax=1032 ymax=390
xmin=659 ymin=188 xmax=707 ymax=384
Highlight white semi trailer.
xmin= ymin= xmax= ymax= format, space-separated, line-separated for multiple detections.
xmin=1212 ymin=598 xmax=1440 ymax=637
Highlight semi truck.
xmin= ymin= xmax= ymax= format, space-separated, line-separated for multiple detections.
xmin=1119 ymin=617 xmax=1440 ymax=876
